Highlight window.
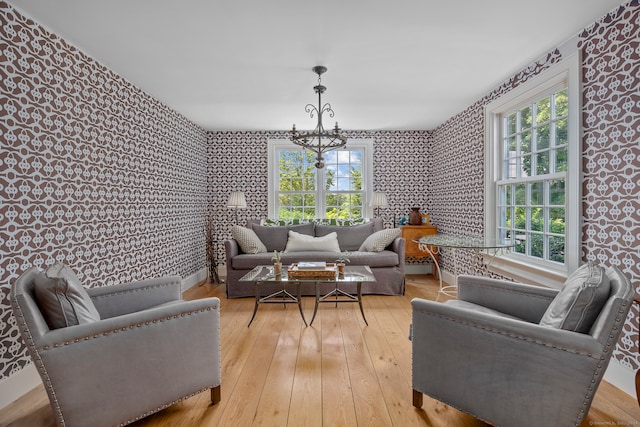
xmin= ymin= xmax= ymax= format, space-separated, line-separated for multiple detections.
xmin=267 ymin=139 xmax=373 ymax=219
xmin=485 ymin=53 xmax=580 ymax=288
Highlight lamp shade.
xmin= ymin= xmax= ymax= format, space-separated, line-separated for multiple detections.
xmin=227 ymin=191 xmax=247 ymax=209
xmin=370 ymin=191 xmax=388 ymax=208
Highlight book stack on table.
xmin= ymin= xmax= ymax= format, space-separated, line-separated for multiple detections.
xmin=287 ymin=262 xmax=337 ymax=279
xmin=296 ymin=262 xmax=328 ymax=269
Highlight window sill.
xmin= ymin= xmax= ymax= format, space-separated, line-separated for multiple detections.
xmin=484 ymin=254 xmax=567 ymax=289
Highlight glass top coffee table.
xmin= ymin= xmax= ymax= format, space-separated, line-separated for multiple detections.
xmin=239 ymin=265 xmax=375 ymax=327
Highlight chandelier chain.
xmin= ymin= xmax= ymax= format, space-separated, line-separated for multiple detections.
xmin=289 ymin=66 xmax=347 ymax=169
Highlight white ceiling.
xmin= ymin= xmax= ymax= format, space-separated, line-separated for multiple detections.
xmin=10 ymin=0 xmax=626 ymax=131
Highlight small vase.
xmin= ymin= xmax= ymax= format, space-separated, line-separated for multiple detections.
xmin=273 ymin=262 xmax=282 ymax=276
xmin=337 ymin=263 xmax=345 ymax=274
xmin=409 ymin=207 xmax=422 ymax=225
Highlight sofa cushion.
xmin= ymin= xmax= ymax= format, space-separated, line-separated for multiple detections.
xmin=347 ymin=250 xmax=399 ymax=268
xmin=359 ymin=228 xmax=401 ymax=252
xmin=250 ymin=223 xmax=314 ymax=252
xmin=445 ymin=300 xmax=524 ymax=321
xmin=315 ymin=222 xmax=374 ymax=251
xmin=539 ymin=262 xmax=610 ymax=333
xmin=232 ymin=253 xmax=278 ymax=270
xmin=284 ymin=231 xmax=341 ymax=253
xmin=231 ymin=225 xmax=267 ymax=254
xmin=33 ymin=262 xmax=101 ymax=329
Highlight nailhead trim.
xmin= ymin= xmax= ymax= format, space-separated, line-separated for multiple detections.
xmin=13 ymin=280 xmax=221 ymax=427
xmin=11 ymin=294 xmax=67 ymax=426
xmin=120 ymin=385 xmax=219 ymax=426
xmin=419 ymin=310 xmax=597 ymax=356
xmin=414 ymin=292 xmax=632 ymax=427
xmin=90 ymin=281 xmax=180 ymax=300
xmin=40 ymin=306 xmax=218 ymax=350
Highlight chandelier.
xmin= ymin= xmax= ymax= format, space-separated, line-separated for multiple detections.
xmin=290 ymin=65 xmax=347 ymax=169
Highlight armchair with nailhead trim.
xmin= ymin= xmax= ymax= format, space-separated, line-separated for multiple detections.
xmin=10 ymin=266 xmax=221 ymax=427
xmin=410 ymin=265 xmax=632 ymax=427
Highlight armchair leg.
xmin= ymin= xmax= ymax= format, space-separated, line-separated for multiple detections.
xmin=211 ymin=385 xmax=221 ymax=405
xmin=413 ymin=389 xmax=423 ymax=408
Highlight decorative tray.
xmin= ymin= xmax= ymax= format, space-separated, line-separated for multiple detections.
xmin=287 ymin=263 xmax=337 ymax=279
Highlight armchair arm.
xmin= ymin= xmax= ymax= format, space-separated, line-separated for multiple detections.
xmin=456 ymin=275 xmax=558 ymax=323
xmin=36 ymin=297 xmax=218 ymax=349
xmin=411 ymin=297 xmax=604 ymax=427
xmin=225 ymin=239 xmax=241 ymax=271
xmin=390 ymin=237 xmax=406 ymax=269
xmin=411 ymin=298 xmax=601 ymax=355
xmin=34 ymin=297 xmax=221 ymax=427
xmin=87 ymin=276 xmax=182 ymax=319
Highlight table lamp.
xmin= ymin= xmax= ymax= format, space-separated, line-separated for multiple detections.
xmin=227 ymin=191 xmax=247 ymax=224
xmin=370 ymin=191 xmax=389 ymax=217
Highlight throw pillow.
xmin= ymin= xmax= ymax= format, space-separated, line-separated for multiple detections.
xmin=284 ymin=230 xmax=341 ymax=253
xmin=539 ymin=262 xmax=611 ymax=333
xmin=358 ymin=228 xmax=401 ymax=252
xmin=33 ymin=262 xmax=101 ymax=329
xmin=231 ymin=225 xmax=267 ymax=254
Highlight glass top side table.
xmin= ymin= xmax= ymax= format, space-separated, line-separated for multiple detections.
xmin=413 ymin=234 xmax=517 ymax=298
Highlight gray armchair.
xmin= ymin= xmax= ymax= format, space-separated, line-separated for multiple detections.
xmin=10 ymin=266 xmax=221 ymax=427
xmin=411 ymin=265 xmax=633 ymax=427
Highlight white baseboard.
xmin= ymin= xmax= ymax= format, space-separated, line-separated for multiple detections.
xmin=0 ymin=363 xmax=41 ymax=409
xmin=604 ymin=359 xmax=635 ymax=399
xmin=182 ymin=267 xmax=208 ymax=291
xmin=440 ymin=269 xmax=456 ymax=288
xmin=405 ymin=264 xmax=433 ymax=275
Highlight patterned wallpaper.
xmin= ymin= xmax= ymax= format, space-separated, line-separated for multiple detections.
xmin=430 ymin=1 xmax=639 ymax=370
xmin=1 ymin=0 xmax=638 ymax=388
xmin=0 ymin=3 xmax=208 ymax=381
xmin=207 ymin=130 xmax=431 ymax=240
xmin=578 ymin=1 xmax=639 ymax=371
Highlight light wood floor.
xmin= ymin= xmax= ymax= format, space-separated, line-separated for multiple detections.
xmin=2 ymin=275 xmax=639 ymax=427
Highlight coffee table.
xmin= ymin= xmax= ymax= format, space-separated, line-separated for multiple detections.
xmin=239 ymin=265 xmax=375 ymax=327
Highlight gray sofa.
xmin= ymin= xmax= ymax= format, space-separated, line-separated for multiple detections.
xmin=224 ymin=218 xmax=405 ymax=298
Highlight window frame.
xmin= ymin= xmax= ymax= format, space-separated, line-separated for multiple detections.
xmin=484 ymin=52 xmax=581 ymax=288
xmin=267 ymin=139 xmax=374 ymax=219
